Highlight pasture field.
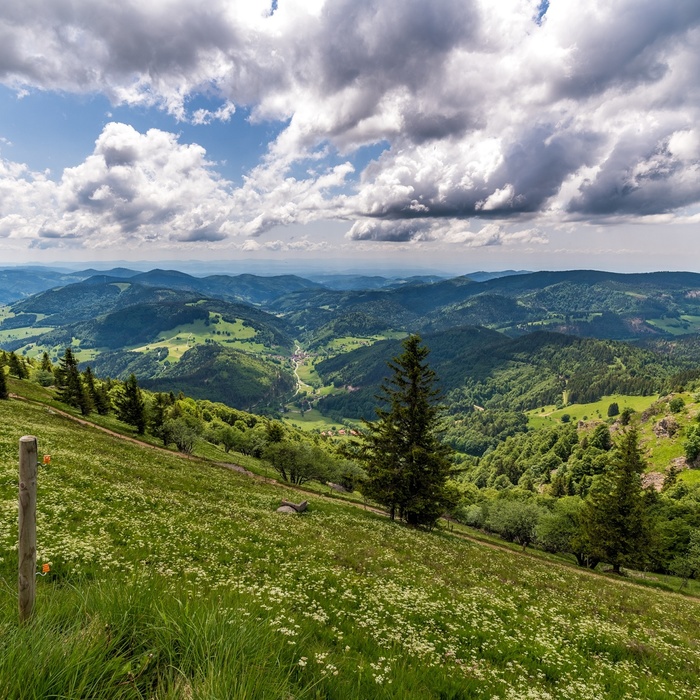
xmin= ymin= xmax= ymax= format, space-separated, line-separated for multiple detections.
xmin=1 ymin=392 xmax=700 ymax=698
xmin=132 ymin=313 xmax=269 ymax=360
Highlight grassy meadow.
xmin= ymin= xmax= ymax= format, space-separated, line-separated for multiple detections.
xmin=1 ymin=393 xmax=700 ymax=698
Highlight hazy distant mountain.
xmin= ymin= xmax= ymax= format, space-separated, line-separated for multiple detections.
xmin=463 ymin=270 xmax=530 ymax=282
xmin=305 ymin=274 xmax=444 ymax=291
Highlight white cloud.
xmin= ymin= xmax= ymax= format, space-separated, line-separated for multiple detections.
xmin=0 ymin=122 xmax=238 ymax=246
xmin=0 ymin=0 xmax=698 ymax=250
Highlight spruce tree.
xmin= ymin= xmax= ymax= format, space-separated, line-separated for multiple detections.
xmin=115 ymin=374 xmax=147 ymax=434
xmin=0 ymin=366 xmax=8 ymax=400
xmin=582 ymin=427 xmax=651 ymax=573
xmin=55 ymin=347 xmax=92 ymax=415
xmin=40 ymin=351 xmax=53 ymax=373
xmin=8 ymin=352 xmax=28 ymax=379
xmin=83 ymin=366 xmax=111 ymax=415
xmin=358 ymin=335 xmax=452 ymax=527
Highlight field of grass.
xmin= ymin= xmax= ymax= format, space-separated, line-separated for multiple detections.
xmin=527 ymin=394 xmax=662 ymax=427
xmin=321 ymin=332 xmax=405 ymax=356
xmin=647 ymin=316 xmax=700 ymax=335
xmin=283 ymin=407 xmax=344 ymax=431
xmin=0 ymin=326 xmax=55 ymax=346
xmin=132 ymin=313 xmax=268 ymax=361
xmin=2 ymin=391 xmax=700 ymax=698
xmin=296 ymin=356 xmax=324 ymax=389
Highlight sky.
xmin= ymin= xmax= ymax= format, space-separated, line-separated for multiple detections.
xmin=0 ymin=0 xmax=699 ymax=274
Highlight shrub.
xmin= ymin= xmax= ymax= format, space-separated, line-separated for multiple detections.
xmin=669 ymin=396 xmax=685 ymax=413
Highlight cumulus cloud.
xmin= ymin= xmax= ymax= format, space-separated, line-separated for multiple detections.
xmin=0 ymin=123 xmax=239 ymax=246
xmin=0 ymin=0 xmax=698 ymax=247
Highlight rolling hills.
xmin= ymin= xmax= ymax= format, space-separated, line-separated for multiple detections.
xmin=4 ymin=267 xmax=700 ymax=419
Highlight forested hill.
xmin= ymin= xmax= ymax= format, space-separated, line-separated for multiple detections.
xmin=273 ymin=269 xmax=700 ymax=341
xmin=316 ymin=327 xmax=681 ymax=420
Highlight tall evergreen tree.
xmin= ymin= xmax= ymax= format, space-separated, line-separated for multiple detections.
xmin=55 ymin=347 xmax=92 ymax=415
xmin=582 ymin=427 xmax=652 ymax=573
xmin=0 ymin=365 xmax=8 ymax=400
xmin=8 ymin=352 xmax=28 ymax=379
xmin=40 ymin=351 xmax=53 ymax=373
xmin=83 ymin=366 xmax=111 ymax=415
xmin=358 ymin=335 xmax=453 ymax=527
xmin=115 ymin=374 xmax=147 ymax=434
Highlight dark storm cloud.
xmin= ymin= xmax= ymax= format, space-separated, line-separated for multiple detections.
xmin=569 ymin=131 xmax=700 ymax=216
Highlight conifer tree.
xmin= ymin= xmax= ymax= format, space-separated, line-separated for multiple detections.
xmin=582 ymin=427 xmax=651 ymax=573
xmin=83 ymin=366 xmax=111 ymax=415
xmin=115 ymin=374 xmax=147 ymax=434
xmin=55 ymin=347 xmax=92 ymax=415
xmin=8 ymin=352 xmax=28 ymax=379
xmin=40 ymin=351 xmax=53 ymax=373
xmin=358 ymin=335 xmax=453 ymax=527
xmin=0 ymin=365 xmax=8 ymax=400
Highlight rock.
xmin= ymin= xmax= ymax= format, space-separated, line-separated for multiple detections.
xmin=671 ymin=456 xmax=689 ymax=471
xmin=642 ymin=472 xmax=664 ymax=491
xmin=653 ymin=416 xmax=679 ymax=438
xmin=281 ymin=499 xmax=308 ymax=512
xmin=276 ymin=505 xmax=298 ymax=514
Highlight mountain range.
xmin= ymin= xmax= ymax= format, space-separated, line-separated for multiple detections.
xmin=3 ymin=266 xmax=700 ymax=415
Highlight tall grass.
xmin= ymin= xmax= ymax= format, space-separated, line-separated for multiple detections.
xmin=0 ymin=577 xmax=306 ymax=699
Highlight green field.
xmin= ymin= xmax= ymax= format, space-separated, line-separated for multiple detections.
xmin=132 ymin=313 xmax=269 ymax=360
xmin=527 ymin=394 xmax=662 ymax=427
xmin=2 ymin=388 xmax=700 ymax=698
xmin=321 ymin=332 xmax=405 ymax=356
xmin=647 ymin=315 xmax=700 ymax=335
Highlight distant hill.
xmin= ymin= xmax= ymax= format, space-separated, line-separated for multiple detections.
xmin=316 ymin=327 xmax=679 ymax=420
xmin=275 ymin=269 xmax=700 ymax=342
xmin=128 ymin=269 xmax=325 ymax=305
xmin=0 ymin=268 xmax=84 ymax=304
xmin=305 ymin=273 xmax=444 ymax=290
xmin=463 ymin=270 xmax=530 ymax=282
xmin=87 ymin=344 xmax=295 ymax=410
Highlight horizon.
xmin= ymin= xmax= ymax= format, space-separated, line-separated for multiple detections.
xmin=3 ymin=260 xmax=700 ymax=280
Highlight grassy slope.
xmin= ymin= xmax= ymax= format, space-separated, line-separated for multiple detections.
xmin=527 ymin=391 xmax=700 ymax=481
xmin=1 ymin=394 xmax=700 ymax=698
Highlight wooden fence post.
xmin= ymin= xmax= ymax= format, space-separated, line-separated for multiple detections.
xmin=18 ymin=435 xmax=37 ymax=623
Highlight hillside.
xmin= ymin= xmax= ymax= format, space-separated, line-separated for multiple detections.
xmin=274 ymin=269 xmax=700 ymax=342
xmin=5 ymin=267 xmax=700 ymax=424
xmin=316 ymin=327 xmax=680 ymax=420
xmin=1 ymin=388 xmax=699 ymax=698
